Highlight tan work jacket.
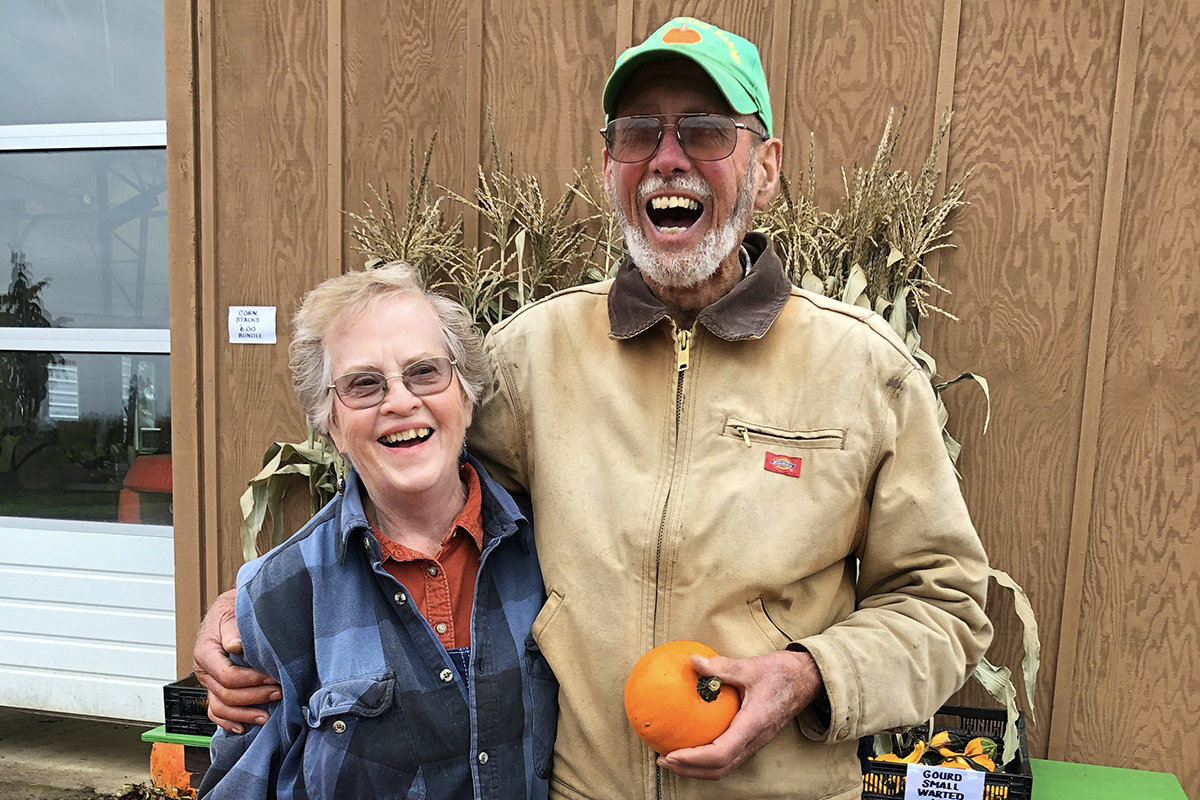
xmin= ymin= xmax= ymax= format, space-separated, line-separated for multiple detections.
xmin=470 ymin=233 xmax=993 ymax=800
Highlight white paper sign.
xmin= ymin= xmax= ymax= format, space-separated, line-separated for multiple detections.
xmin=904 ymin=763 xmax=986 ymax=800
xmin=228 ymin=306 xmax=277 ymax=344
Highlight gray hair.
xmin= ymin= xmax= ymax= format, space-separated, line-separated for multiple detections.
xmin=289 ymin=262 xmax=490 ymax=437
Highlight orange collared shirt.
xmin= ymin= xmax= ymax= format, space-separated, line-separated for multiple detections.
xmin=372 ymin=463 xmax=484 ymax=650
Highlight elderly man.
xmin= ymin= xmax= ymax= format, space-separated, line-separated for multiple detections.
xmin=196 ymin=17 xmax=992 ymax=800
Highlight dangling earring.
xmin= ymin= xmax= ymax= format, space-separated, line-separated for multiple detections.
xmin=334 ymin=451 xmax=347 ymax=495
xmin=459 ymin=435 xmax=468 ymax=464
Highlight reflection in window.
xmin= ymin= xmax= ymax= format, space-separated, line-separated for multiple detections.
xmin=47 ymin=364 xmax=80 ymax=421
xmin=0 ymin=352 xmax=171 ymax=524
xmin=0 ymin=1 xmax=165 ymax=126
xmin=0 ymin=150 xmax=168 ymax=328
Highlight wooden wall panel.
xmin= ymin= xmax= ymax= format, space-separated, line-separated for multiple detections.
xmin=342 ymin=0 xmax=471 ymax=271
xmin=165 ymin=0 xmax=204 ymax=676
xmin=210 ymin=0 xmax=329 ymax=590
xmin=928 ymin=0 xmax=1124 ymax=756
xmin=631 ymin=1 xmax=778 ymax=49
xmin=782 ymin=1 xmax=942 ymax=210
xmin=1067 ymin=0 xmax=1200 ymax=792
xmin=481 ymin=0 xmax=618 ymax=201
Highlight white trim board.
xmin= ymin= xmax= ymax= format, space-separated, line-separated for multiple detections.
xmin=0 ymin=516 xmax=173 ymax=539
xmin=0 ymin=665 xmax=168 ymax=724
xmin=0 ymin=121 xmax=167 ymax=151
xmin=0 ymin=328 xmax=170 ymax=354
xmin=0 ymin=518 xmax=176 ymax=723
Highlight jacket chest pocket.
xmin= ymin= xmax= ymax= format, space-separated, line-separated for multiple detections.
xmin=302 ymin=674 xmax=424 ymax=798
xmin=721 ymin=417 xmax=847 ymax=450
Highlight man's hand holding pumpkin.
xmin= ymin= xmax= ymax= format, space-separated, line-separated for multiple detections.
xmin=657 ymin=649 xmax=824 ymax=781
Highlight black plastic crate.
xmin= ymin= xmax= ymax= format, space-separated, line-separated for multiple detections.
xmin=862 ymin=704 xmax=1033 ymax=800
xmin=164 ymin=673 xmax=217 ymax=737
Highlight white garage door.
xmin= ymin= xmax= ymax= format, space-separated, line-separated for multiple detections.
xmin=0 ymin=517 xmax=175 ymax=723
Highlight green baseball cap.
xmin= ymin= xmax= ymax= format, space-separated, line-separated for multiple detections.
xmin=603 ymin=17 xmax=773 ymax=137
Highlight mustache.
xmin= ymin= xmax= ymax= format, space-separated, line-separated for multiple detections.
xmin=635 ymin=174 xmax=713 ymax=205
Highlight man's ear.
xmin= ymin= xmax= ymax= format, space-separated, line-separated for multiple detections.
xmin=753 ymin=138 xmax=783 ymax=210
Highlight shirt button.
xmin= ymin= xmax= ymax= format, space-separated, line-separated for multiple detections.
xmin=478 ymin=751 xmax=489 ymax=765
xmin=394 ymin=592 xmax=407 ymax=605
xmin=332 ymin=720 xmax=346 ymax=733
xmin=439 ymin=668 xmax=454 ymax=683
xmin=435 ymin=622 xmax=448 ymax=635
xmin=362 ymin=536 xmax=370 ymax=550
xmin=427 ymin=565 xmax=439 ymax=577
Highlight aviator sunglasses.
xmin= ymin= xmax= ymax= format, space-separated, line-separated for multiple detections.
xmin=328 ymin=357 xmax=458 ymax=409
xmin=601 ymin=113 xmax=766 ymax=164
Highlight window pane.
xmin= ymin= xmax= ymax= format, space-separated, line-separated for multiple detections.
xmin=0 ymin=149 xmax=168 ymax=328
xmin=0 ymin=1 xmax=165 ymax=126
xmin=0 ymin=352 xmax=171 ymax=524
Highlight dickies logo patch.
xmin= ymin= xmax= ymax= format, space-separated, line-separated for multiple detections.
xmin=764 ymin=452 xmax=801 ymax=477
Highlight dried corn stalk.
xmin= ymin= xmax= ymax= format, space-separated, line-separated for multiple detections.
xmin=346 ymin=133 xmax=462 ymax=290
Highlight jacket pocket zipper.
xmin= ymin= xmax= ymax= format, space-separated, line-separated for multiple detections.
xmin=722 ymin=419 xmax=846 ymax=450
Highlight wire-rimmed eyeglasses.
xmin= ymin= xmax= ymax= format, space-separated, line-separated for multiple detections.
xmin=327 ymin=357 xmax=458 ymax=409
xmin=601 ymin=114 xmax=766 ymax=164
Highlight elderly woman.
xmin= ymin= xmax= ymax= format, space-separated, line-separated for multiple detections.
xmin=199 ymin=263 xmax=556 ymax=799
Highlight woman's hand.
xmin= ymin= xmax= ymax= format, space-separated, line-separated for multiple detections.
xmin=192 ymin=589 xmax=281 ymax=733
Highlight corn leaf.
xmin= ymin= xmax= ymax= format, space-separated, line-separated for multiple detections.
xmin=988 ymin=567 xmax=1041 ymax=720
xmin=239 ymin=481 xmax=268 ymax=563
xmin=972 ymin=656 xmax=1021 ymax=766
xmin=934 ymin=372 xmax=991 ymax=435
xmin=889 ymin=287 xmax=910 ymax=339
xmin=800 ymin=270 xmax=824 ymax=294
xmin=240 ymin=437 xmax=337 ymax=560
xmin=842 ymin=264 xmax=868 ymax=306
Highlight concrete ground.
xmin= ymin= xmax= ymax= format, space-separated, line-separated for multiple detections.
xmin=0 ymin=707 xmax=153 ymax=799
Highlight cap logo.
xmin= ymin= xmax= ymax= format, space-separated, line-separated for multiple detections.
xmin=662 ymin=25 xmax=702 ymax=45
xmin=710 ymin=28 xmax=744 ymax=65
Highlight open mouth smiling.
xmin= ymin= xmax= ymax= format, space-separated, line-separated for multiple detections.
xmin=646 ymin=195 xmax=704 ymax=234
xmin=378 ymin=428 xmax=433 ymax=447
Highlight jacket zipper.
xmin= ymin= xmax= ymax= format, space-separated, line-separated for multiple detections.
xmin=654 ymin=325 xmax=690 ymax=632
xmin=724 ymin=420 xmax=846 ymax=449
xmin=654 ymin=324 xmax=691 ymax=800
xmin=734 ymin=425 xmax=752 ymax=447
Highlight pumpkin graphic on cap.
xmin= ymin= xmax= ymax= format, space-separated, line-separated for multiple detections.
xmin=662 ymin=25 xmax=702 ymax=45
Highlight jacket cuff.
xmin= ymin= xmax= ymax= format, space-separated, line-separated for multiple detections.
xmin=789 ymin=637 xmax=857 ymax=745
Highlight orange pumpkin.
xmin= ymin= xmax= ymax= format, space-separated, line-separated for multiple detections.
xmin=623 ymin=640 xmax=741 ymax=753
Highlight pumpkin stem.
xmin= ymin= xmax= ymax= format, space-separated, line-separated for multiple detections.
xmin=696 ymin=675 xmax=723 ymax=702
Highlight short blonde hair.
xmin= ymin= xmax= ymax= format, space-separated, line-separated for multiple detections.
xmin=290 ymin=262 xmax=489 ymax=436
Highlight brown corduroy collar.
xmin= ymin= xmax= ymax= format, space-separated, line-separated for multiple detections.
xmin=607 ymin=231 xmax=791 ymax=341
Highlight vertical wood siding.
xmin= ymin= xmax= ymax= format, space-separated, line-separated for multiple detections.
xmin=1066 ymin=0 xmax=1199 ymax=785
xmin=165 ymin=1 xmax=1200 ymax=792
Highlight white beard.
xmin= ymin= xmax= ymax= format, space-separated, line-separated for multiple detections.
xmin=608 ymin=159 xmax=757 ymax=289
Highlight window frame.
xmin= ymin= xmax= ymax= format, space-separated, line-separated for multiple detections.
xmin=0 ymin=121 xmax=167 ymax=152
xmin=0 ymin=118 xmax=171 ymax=526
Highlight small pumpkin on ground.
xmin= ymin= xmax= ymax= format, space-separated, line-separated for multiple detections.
xmin=624 ymin=640 xmax=741 ymax=753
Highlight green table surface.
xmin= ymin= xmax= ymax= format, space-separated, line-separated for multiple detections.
xmin=141 ymin=724 xmax=213 ymax=748
xmin=1030 ymin=758 xmax=1188 ymax=799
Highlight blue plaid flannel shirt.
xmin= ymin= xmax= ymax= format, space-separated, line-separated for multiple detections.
xmin=199 ymin=456 xmax=556 ymax=799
